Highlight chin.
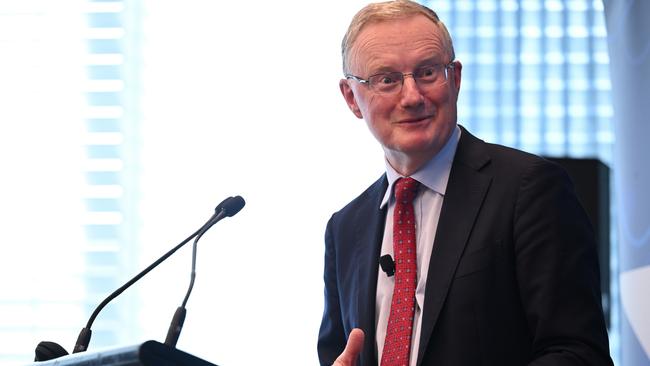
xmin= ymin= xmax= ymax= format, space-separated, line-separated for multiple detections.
xmin=397 ymin=133 xmax=438 ymax=149
xmin=392 ymin=141 xmax=438 ymax=157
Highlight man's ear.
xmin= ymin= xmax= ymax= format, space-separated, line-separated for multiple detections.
xmin=451 ymin=61 xmax=462 ymax=97
xmin=339 ymin=79 xmax=363 ymax=119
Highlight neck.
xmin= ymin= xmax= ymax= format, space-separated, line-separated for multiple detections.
xmin=385 ymin=150 xmax=436 ymax=177
xmin=385 ymin=125 xmax=458 ymax=176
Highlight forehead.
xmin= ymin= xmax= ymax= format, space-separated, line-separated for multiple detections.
xmin=349 ymin=15 xmax=447 ymax=75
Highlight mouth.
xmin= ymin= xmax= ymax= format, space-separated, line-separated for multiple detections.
xmin=396 ymin=115 xmax=433 ymax=124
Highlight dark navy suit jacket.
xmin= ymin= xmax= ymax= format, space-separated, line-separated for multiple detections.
xmin=318 ymin=126 xmax=613 ymax=366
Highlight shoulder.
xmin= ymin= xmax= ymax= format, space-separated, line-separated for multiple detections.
xmin=329 ymin=174 xmax=387 ymax=225
xmin=455 ymin=125 xmax=568 ymax=181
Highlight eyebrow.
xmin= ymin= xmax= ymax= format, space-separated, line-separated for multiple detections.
xmin=366 ymin=66 xmax=399 ymax=75
xmin=366 ymin=57 xmax=446 ymax=76
xmin=414 ymin=56 xmax=446 ymax=68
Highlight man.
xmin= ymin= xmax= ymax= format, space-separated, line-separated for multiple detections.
xmin=318 ymin=1 xmax=613 ymax=365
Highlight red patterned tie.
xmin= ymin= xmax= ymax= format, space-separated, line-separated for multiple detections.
xmin=381 ymin=177 xmax=419 ymax=366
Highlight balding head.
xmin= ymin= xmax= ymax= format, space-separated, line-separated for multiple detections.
xmin=341 ymin=0 xmax=455 ymax=74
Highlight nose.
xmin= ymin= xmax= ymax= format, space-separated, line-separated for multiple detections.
xmin=399 ymin=74 xmax=425 ymax=108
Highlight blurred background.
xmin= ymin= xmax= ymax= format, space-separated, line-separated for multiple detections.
xmin=1 ymin=0 xmax=647 ymax=365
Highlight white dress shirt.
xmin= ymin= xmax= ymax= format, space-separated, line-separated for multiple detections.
xmin=375 ymin=126 xmax=461 ymax=366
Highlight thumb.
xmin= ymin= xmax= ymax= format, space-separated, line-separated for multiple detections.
xmin=333 ymin=328 xmax=365 ymax=366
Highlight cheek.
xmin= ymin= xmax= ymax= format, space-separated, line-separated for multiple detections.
xmin=429 ymin=87 xmax=452 ymax=104
xmin=427 ymin=91 xmax=454 ymax=118
xmin=364 ymin=101 xmax=392 ymax=135
xmin=364 ymin=94 xmax=393 ymax=120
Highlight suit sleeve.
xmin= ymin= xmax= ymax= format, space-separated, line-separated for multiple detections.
xmin=317 ymin=215 xmax=347 ymax=365
xmin=513 ymin=160 xmax=613 ymax=365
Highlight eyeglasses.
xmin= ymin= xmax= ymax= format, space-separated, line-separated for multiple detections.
xmin=345 ymin=61 xmax=455 ymax=95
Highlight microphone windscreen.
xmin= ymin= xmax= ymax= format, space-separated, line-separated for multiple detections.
xmin=214 ymin=196 xmax=233 ymax=213
xmin=223 ymin=195 xmax=245 ymax=217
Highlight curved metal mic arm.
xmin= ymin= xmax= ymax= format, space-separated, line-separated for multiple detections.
xmin=72 ymin=196 xmax=247 ymax=353
xmin=34 ymin=195 xmax=245 ymax=361
xmin=71 ymin=222 xmax=211 ymax=354
xmin=164 ymin=195 xmax=246 ymax=348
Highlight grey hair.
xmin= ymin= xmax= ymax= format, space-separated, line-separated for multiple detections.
xmin=341 ymin=0 xmax=455 ymax=74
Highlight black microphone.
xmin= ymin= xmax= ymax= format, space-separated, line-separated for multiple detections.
xmin=34 ymin=196 xmax=245 ymax=361
xmin=201 ymin=195 xmax=246 ymax=234
xmin=163 ymin=195 xmax=245 ymax=347
xmin=379 ymin=254 xmax=395 ymax=277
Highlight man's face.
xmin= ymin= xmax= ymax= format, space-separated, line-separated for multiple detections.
xmin=340 ymin=15 xmax=462 ymax=169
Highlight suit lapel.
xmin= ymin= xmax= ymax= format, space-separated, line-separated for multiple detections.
xmin=353 ymin=176 xmax=387 ymax=366
xmin=416 ymin=128 xmax=492 ymax=365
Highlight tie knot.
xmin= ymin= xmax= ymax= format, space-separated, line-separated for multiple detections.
xmin=394 ymin=177 xmax=419 ymax=203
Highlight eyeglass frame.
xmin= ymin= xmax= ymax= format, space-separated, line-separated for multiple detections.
xmin=344 ymin=60 xmax=456 ymax=95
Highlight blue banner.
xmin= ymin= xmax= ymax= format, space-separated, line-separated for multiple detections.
xmin=603 ymin=0 xmax=650 ymax=364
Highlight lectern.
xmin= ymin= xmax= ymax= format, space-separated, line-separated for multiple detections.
xmin=29 ymin=340 xmax=218 ymax=366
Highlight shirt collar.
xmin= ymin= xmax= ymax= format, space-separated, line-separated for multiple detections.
xmin=380 ymin=125 xmax=461 ymax=209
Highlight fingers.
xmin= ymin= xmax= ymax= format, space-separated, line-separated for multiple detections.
xmin=333 ymin=328 xmax=365 ymax=366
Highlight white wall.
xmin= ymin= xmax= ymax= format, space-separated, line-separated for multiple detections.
xmin=135 ymin=1 xmax=383 ymax=364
